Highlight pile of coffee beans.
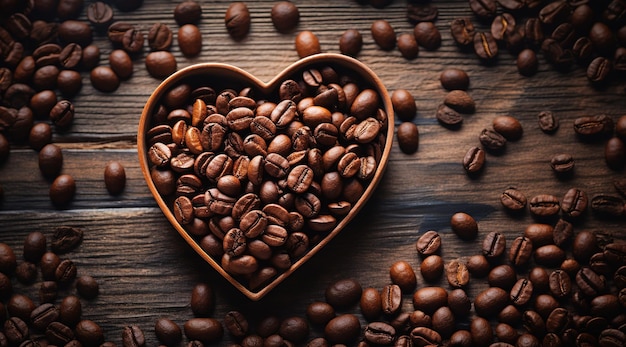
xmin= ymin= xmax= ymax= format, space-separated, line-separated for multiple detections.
xmin=0 ymin=226 xmax=124 ymax=346
xmin=145 ymin=64 xmax=389 ymax=289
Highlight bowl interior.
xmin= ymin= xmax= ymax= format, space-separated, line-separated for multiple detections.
xmin=138 ymin=53 xmax=394 ymax=300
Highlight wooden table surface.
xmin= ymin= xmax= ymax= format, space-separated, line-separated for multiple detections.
xmin=1 ymin=0 xmax=625 ymax=345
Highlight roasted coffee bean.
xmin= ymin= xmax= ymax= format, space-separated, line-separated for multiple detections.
xmin=397 ymin=33 xmax=419 ymax=59
xmin=307 ymin=301 xmax=336 ymax=326
xmin=539 ymin=1 xmax=572 ymax=25
xmin=587 ymin=57 xmax=612 ymax=84
xmin=474 ymin=32 xmax=498 ymax=60
xmin=604 ymin=242 xmax=626 ymax=266
xmin=155 ymin=317 xmax=182 ymax=346
xmin=440 ymin=68 xmax=470 ymax=91
xmin=420 ymin=255 xmax=444 ymax=282
xmin=444 ymin=90 xmax=475 ymax=114
xmin=271 ymin=1 xmax=300 ymax=33
xmin=148 ymin=23 xmax=173 ymax=51
xmin=450 ymin=17 xmax=475 ymax=46
xmin=49 ymin=174 xmax=76 ymax=206
xmin=517 ymin=48 xmax=539 ymax=76
xmin=470 ymin=317 xmax=494 ymax=346
xmin=54 ymin=258 xmax=77 ymax=283
xmin=605 ymin=137 xmax=626 ymax=169
xmin=223 ymin=311 xmax=248 ymax=339
xmin=364 ymin=322 xmax=396 ymax=345
xmin=90 ymin=66 xmax=120 ymax=92
xmin=501 ymin=187 xmax=527 ymax=211
xmin=474 ymin=286 xmax=508 ymax=317
xmin=87 ymin=2 xmax=114 ymax=30
xmin=407 ymin=3 xmax=438 ymax=23
xmin=482 ymin=231 xmax=506 ymax=258
xmin=339 ymin=29 xmax=363 ymax=57
xmin=410 ymin=326 xmax=442 ymax=346
xmin=46 ymin=321 xmax=74 ymax=345
xmin=396 ymin=122 xmax=419 ymax=154
xmin=413 ymin=21 xmax=441 ymax=50
xmin=508 ymin=236 xmax=532 ymax=267
xmin=174 ymin=1 xmax=202 ymax=25
xmin=479 ymin=128 xmax=507 ymax=151
xmin=31 ymin=302 xmax=59 ymax=330
xmin=295 ymin=30 xmax=321 ymax=58
xmin=469 ymin=0 xmax=497 ymax=19
xmin=225 ymin=2 xmax=250 ymax=40
xmin=591 ymin=194 xmax=625 ymax=217
xmin=446 ymin=259 xmax=470 ymax=288
xmin=391 ymin=89 xmax=417 ymax=122
xmin=4 ymin=317 xmax=28 ymax=345
xmin=371 ymin=20 xmax=396 ymax=51
xmin=510 ymin=278 xmax=533 ymax=306
xmin=549 ymin=269 xmax=572 ymax=298
xmin=183 ymin=318 xmax=224 ymax=344
xmin=550 ymin=153 xmax=574 ymax=174
xmin=178 ymin=24 xmax=201 ymax=57
xmin=466 ymin=254 xmax=490 ymax=278
xmin=574 ymin=115 xmax=614 ymax=139
xmin=412 ymin=286 xmax=448 ymax=314
xmin=493 ymin=115 xmax=523 ymax=141
xmin=390 ymin=260 xmax=417 ymax=292
xmin=436 ymin=104 xmax=463 ymax=127
xmin=529 ymin=194 xmax=560 ymax=217
xmin=324 ymin=314 xmax=361 ymax=344
xmin=51 ymin=226 xmax=83 ymax=254
xmin=463 ymin=146 xmax=485 ymax=174
xmin=416 ymin=230 xmax=441 ymax=256
xmin=489 ymin=264 xmax=517 ymax=290
xmin=561 ymin=188 xmax=587 ymax=218
xmin=325 ymin=278 xmax=362 ymax=309
xmin=535 ymin=244 xmax=566 ymax=267
xmin=450 ymin=212 xmax=478 ymax=240
xmin=38 ymin=144 xmax=63 ymax=178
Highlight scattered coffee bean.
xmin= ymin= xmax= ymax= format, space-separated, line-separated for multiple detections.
xmin=450 ymin=212 xmax=478 ymax=240
xmin=295 ymin=31 xmax=321 ymax=58
xmin=104 ymin=161 xmax=126 ymax=195
xmin=339 ymin=29 xmax=362 ymax=57
xmin=439 ymin=68 xmax=469 ymax=91
xmin=371 ymin=20 xmax=396 ymax=51
xmin=174 ymin=1 xmax=202 ymax=26
xmin=271 ymin=1 xmax=300 ymax=33
xmin=397 ymin=33 xmax=419 ymax=60
xmin=413 ymin=22 xmax=441 ymax=50
xmin=178 ymin=24 xmax=202 ymax=57
xmin=396 ymin=122 xmax=419 ymax=154
xmin=224 ymin=2 xmax=250 ymax=40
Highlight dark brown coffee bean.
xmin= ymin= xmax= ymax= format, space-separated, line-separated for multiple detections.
xmin=90 ymin=66 xmax=120 ymax=92
xmin=397 ymin=33 xmax=419 ymax=59
xmin=178 ymin=24 xmax=201 ymax=57
xmin=50 ymin=174 xmax=76 ymax=206
xmin=413 ymin=21 xmax=441 ymax=50
xmin=501 ymin=187 xmax=527 ymax=211
xmin=4 ymin=317 xmax=28 ymax=345
xmin=364 ymin=321 xmax=396 ymax=345
xmin=488 ymin=264 xmax=517 ymax=290
xmin=324 ymin=314 xmax=361 ymax=345
xmin=225 ymin=2 xmax=250 ymax=40
xmin=591 ymin=194 xmax=625 ymax=217
xmin=479 ymin=128 xmax=507 ymax=151
xmin=390 ymin=261 xmax=417 ymax=293
xmin=339 ymin=29 xmax=363 ymax=57
xmin=325 ymin=278 xmax=362 ymax=309
xmin=416 ymin=230 xmax=441 ymax=256
xmin=440 ymin=68 xmax=470 ymax=91
xmin=561 ymin=188 xmax=588 ymax=218
xmin=147 ymin=23 xmax=173 ymax=51
xmin=271 ymin=1 xmax=300 ymax=33
xmin=396 ymin=122 xmax=419 ymax=154
xmin=154 ymin=317 xmax=182 ymax=346
xmin=450 ymin=212 xmax=478 ymax=240
xmin=508 ymin=236 xmax=532 ymax=267
xmin=446 ymin=259 xmax=470 ymax=288
xmin=371 ymin=20 xmax=396 ymax=50
xmin=174 ymin=1 xmax=202 ymax=25
xmin=482 ymin=231 xmax=506 ymax=258
xmin=469 ymin=0 xmax=497 ymax=20
xmin=474 ymin=31 xmax=498 ymax=60
xmin=463 ymin=146 xmax=485 ymax=174
xmin=38 ymin=144 xmax=63 ymax=178
xmin=87 ymin=2 xmax=114 ymax=30
xmin=535 ymin=244 xmax=566 ymax=267
xmin=183 ymin=318 xmax=224 ymax=344
xmin=466 ymin=254 xmax=490 ymax=278
xmin=550 ymin=153 xmax=574 ymax=174
xmin=529 ymin=194 xmax=560 ymax=217
xmin=412 ymin=287 xmax=447 ymax=314
xmin=548 ymin=269 xmax=572 ymax=298
xmin=450 ymin=17 xmax=475 ymax=46
xmin=295 ymin=30 xmax=321 ymax=58
xmin=436 ymin=104 xmax=463 ymax=127
xmin=444 ymin=90 xmax=475 ymax=114
xmin=391 ymin=89 xmax=416 ymax=122
xmin=30 ymin=302 xmax=60 ymax=331
xmin=307 ymin=301 xmax=336 ymax=326
xmin=574 ymin=115 xmax=614 ymax=139
xmin=474 ymin=287 xmax=508 ymax=318
xmin=420 ymin=255 xmax=443 ymax=282
xmin=605 ymin=137 xmax=626 ymax=170
xmin=407 ymin=3 xmax=438 ymax=24
xmin=51 ymin=226 xmax=83 ymax=254
xmin=510 ymin=278 xmax=533 ymax=306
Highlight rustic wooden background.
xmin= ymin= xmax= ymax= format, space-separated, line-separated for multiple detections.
xmin=1 ymin=0 xmax=625 ymax=345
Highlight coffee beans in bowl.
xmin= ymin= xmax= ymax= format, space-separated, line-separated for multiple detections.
xmin=138 ymin=53 xmax=394 ymax=300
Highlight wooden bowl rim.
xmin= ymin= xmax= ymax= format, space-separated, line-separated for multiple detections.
xmin=138 ymin=53 xmax=394 ymax=300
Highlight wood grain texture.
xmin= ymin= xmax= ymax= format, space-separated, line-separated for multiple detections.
xmin=1 ymin=0 xmax=625 ymax=345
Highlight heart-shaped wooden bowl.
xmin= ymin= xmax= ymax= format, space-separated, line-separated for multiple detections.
xmin=138 ymin=53 xmax=394 ymax=300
